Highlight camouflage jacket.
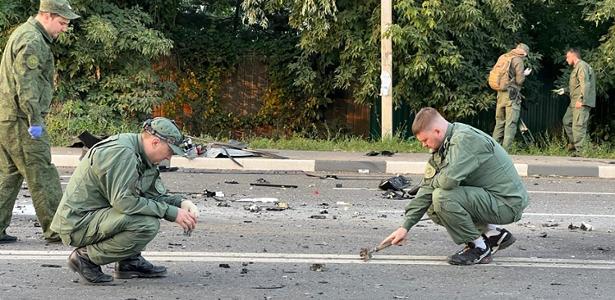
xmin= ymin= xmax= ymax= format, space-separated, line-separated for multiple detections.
xmin=402 ymin=123 xmax=529 ymax=230
xmin=51 ymin=134 xmax=182 ymax=236
xmin=0 ymin=17 xmax=55 ymax=126
xmin=569 ymin=59 xmax=596 ymax=108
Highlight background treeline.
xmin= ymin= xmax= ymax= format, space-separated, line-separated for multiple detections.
xmin=1 ymin=0 xmax=614 ymax=145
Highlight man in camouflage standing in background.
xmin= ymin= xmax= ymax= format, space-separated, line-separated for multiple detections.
xmin=0 ymin=0 xmax=80 ymax=243
xmin=554 ymin=48 xmax=596 ymax=155
xmin=492 ymin=43 xmax=531 ymax=150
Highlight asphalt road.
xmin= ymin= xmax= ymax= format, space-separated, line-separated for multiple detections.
xmin=2 ymin=168 xmax=614 ymax=300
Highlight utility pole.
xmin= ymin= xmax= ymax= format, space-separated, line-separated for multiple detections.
xmin=380 ymin=0 xmax=393 ymax=139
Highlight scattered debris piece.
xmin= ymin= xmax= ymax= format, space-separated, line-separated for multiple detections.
xmin=204 ymin=190 xmax=224 ymax=197
xmin=365 ymin=150 xmax=395 ymax=157
xmin=240 ymin=268 xmax=248 ymax=274
xmin=580 ymin=222 xmax=593 ymax=231
xmin=266 ymin=202 xmax=289 ymax=211
xmin=597 ymin=247 xmax=611 ymax=252
xmin=539 ymin=232 xmax=548 ymax=238
xmin=216 ymin=201 xmax=231 ymax=207
xmin=360 ymin=241 xmax=392 ymax=261
xmin=569 ymin=222 xmax=593 ymax=231
xmin=309 ymin=215 xmax=326 ymax=219
xmin=40 ymin=264 xmax=61 ymax=268
xmin=219 ymin=264 xmax=231 ymax=268
xmin=358 ymin=169 xmax=370 ymax=174
xmin=319 ymin=209 xmax=328 ymax=214
xmin=236 ymin=198 xmax=279 ymax=203
xmin=335 ymin=183 xmax=343 ymax=188
xmin=224 ymin=180 xmax=239 ymax=184
xmin=168 ymin=243 xmax=183 ymax=246
xmin=379 ymin=175 xmax=411 ymax=191
xmin=256 ymin=178 xmax=269 ymax=184
xmin=251 ymin=285 xmax=286 ymax=290
xmin=542 ymin=223 xmax=559 ymax=228
xmin=245 ymin=204 xmax=261 ymax=212
xmin=250 ymin=183 xmax=298 ymax=188
xmin=309 ymin=264 xmax=327 ymax=272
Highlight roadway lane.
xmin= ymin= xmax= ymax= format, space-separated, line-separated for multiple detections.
xmin=1 ymin=169 xmax=614 ymax=299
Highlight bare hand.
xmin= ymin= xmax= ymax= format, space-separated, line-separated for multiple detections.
xmin=175 ymin=208 xmax=197 ymax=231
xmin=575 ymin=101 xmax=583 ymax=109
xmin=381 ymin=227 xmax=409 ymax=246
xmin=181 ymin=200 xmax=200 ymax=218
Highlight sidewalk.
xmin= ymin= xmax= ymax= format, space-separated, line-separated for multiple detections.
xmin=50 ymin=147 xmax=615 ymax=178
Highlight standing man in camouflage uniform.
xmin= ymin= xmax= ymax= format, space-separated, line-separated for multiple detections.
xmin=0 ymin=0 xmax=80 ymax=243
xmin=51 ymin=117 xmax=200 ymax=284
xmin=554 ymin=48 xmax=596 ymax=154
xmin=492 ymin=43 xmax=531 ymax=150
xmin=381 ymin=108 xmax=529 ymax=265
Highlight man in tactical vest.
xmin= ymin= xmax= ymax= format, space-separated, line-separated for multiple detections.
xmin=51 ymin=117 xmax=200 ymax=284
xmin=0 ymin=0 xmax=80 ymax=243
xmin=491 ymin=43 xmax=531 ymax=150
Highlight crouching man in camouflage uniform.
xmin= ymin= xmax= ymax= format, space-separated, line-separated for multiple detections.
xmin=51 ymin=117 xmax=199 ymax=284
xmin=381 ymin=108 xmax=529 ymax=265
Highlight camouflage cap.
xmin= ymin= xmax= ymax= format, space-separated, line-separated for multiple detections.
xmin=516 ymin=43 xmax=530 ymax=56
xmin=144 ymin=117 xmax=186 ymax=155
xmin=39 ymin=0 xmax=80 ymax=20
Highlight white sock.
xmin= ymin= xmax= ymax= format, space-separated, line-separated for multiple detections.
xmin=472 ymin=237 xmax=487 ymax=250
xmin=484 ymin=224 xmax=500 ymax=237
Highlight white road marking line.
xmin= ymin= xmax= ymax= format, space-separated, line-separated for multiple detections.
xmin=376 ymin=210 xmax=615 ymax=218
xmin=0 ymin=250 xmax=613 ymax=270
xmin=528 ymin=190 xmax=615 ymax=195
xmin=523 ymin=212 xmax=615 ymax=218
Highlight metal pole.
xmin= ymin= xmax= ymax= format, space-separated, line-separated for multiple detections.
xmin=380 ymin=0 xmax=393 ymax=139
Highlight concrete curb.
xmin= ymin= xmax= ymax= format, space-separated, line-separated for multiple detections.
xmin=51 ymin=154 xmax=615 ymax=178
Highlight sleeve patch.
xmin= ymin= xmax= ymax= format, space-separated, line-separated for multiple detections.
xmin=26 ymin=55 xmax=39 ymax=69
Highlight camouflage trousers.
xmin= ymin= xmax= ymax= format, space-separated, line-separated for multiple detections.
xmin=492 ymin=89 xmax=521 ymax=150
xmin=562 ymin=105 xmax=591 ymax=150
xmin=423 ymin=186 xmax=527 ymax=245
xmin=60 ymin=207 xmax=160 ymax=265
xmin=0 ymin=118 xmax=62 ymax=239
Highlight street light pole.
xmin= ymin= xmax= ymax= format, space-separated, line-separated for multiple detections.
xmin=380 ymin=0 xmax=393 ymax=139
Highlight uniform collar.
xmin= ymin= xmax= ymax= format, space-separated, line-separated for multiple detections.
xmin=137 ymin=135 xmax=155 ymax=168
xmin=28 ymin=17 xmax=54 ymax=44
xmin=436 ymin=123 xmax=455 ymax=157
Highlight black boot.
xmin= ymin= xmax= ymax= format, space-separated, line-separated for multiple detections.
xmin=0 ymin=231 xmax=17 ymax=244
xmin=67 ymin=247 xmax=113 ymax=284
xmin=114 ymin=254 xmax=167 ymax=279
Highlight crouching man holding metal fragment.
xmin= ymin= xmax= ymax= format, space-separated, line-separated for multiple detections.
xmin=51 ymin=117 xmax=199 ymax=284
xmin=380 ymin=107 xmax=528 ymax=265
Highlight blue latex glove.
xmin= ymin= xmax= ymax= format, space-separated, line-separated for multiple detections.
xmin=28 ymin=125 xmax=43 ymax=139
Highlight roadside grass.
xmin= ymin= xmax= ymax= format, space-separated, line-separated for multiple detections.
xmin=246 ymin=132 xmax=615 ymax=159
xmin=52 ymin=127 xmax=615 ymax=159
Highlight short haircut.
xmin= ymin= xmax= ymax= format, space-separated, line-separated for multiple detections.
xmin=412 ymin=107 xmax=442 ymax=135
xmin=566 ymin=48 xmax=581 ymax=59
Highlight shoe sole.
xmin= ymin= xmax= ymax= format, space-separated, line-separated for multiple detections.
xmin=492 ymin=233 xmax=516 ymax=254
xmin=113 ymin=270 xmax=168 ymax=279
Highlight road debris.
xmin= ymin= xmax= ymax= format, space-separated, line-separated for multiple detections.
xmin=236 ymin=197 xmax=279 ymax=203
xmin=251 ymin=285 xmax=286 ymax=290
xmin=219 ymin=264 xmax=231 ymax=268
xmin=359 ymin=241 xmax=392 ymax=261
xmin=250 ymin=182 xmax=298 ymax=188
xmin=309 ymin=215 xmax=326 ymax=219
xmin=224 ymin=180 xmax=239 ymax=184
xmin=309 ymin=263 xmax=327 ymax=272
xmin=245 ymin=204 xmax=261 ymax=212
xmin=568 ymin=222 xmax=593 ymax=231
xmin=266 ymin=202 xmax=289 ymax=211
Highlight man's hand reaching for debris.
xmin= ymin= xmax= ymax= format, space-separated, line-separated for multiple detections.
xmin=381 ymin=227 xmax=408 ymax=246
xmin=175 ymin=208 xmax=197 ymax=231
